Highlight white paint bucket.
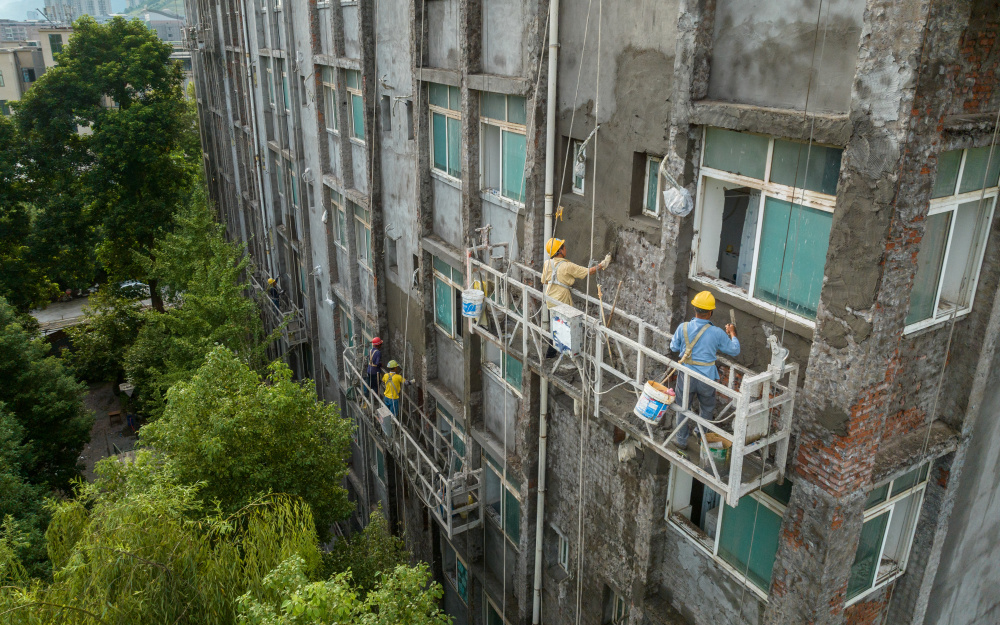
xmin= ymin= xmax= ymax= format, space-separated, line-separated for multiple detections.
xmin=461 ymin=289 xmax=485 ymax=318
xmin=633 ymin=380 xmax=675 ymax=424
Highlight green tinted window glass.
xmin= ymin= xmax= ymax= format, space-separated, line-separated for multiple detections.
xmin=282 ymin=74 xmax=290 ymax=109
xmin=452 ymin=433 xmax=465 ymax=472
xmin=769 ymin=140 xmax=843 ymax=195
xmin=351 ymin=93 xmax=365 ymax=139
xmin=891 ymin=465 xmax=925 ymax=497
xmin=918 ymin=464 xmax=929 ymax=482
xmin=959 ymin=146 xmax=1000 ymax=194
xmin=761 ymin=479 xmax=793 ymax=506
xmin=456 ymin=558 xmax=469 ymax=602
xmin=433 ymin=256 xmax=452 ymax=277
xmin=847 ymin=512 xmax=890 ymax=599
xmin=718 ymin=497 xmax=783 ymax=591
xmin=508 ymin=95 xmax=527 ymax=124
xmin=905 ymin=212 xmax=950 ymax=325
xmin=754 ymin=198 xmax=833 ymax=319
xmin=487 ymin=602 xmax=503 ymax=625
xmin=346 ymin=69 xmax=359 ymax=89
xmin=429 ymin=82 xmax=448 ymax=108
xmin=449 ymin=85 xmax=461 ymax=111
xmin=864 ymin=483 xmax=889 ymax=509
xmin=451 ymin=265 xmax=463 ymax=283
xmin=482 ymin=92 xmax=507 ymax=120
xmin=322 ymin=66 xmax=335 ymax=83
xmin=932 ymin=150 xmax=962 ymax=198
xmin=504 ymin=354 xmax=523 ymax=390
xmin=435 ymin=276 xmax=453 ymax=332
xmin=502 ymin=130 xmax=527 ymax=202
xmin=447 ymin=116 xmax=462 ymax=177
xmin=504 ymin=489 xmax=520 ymax=543
xmin=432 ymin=112 xmax=447 ymax=171
xmin=375 ymin=446 xmax=386 ymax=482
xmin=703 ymin=127 xmax=769 ymax=180
xmin=645 ymin=158 xmax=660 ymax=214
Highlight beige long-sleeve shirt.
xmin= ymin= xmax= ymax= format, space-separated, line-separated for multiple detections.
xmin=542 ymin=258 xmax=590 ymax=308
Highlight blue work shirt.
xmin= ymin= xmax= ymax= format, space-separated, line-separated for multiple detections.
xmin=366 ymin=348 xmax=382 ymax=375
xmin=669 ymin=317 xmax=740 ymax=380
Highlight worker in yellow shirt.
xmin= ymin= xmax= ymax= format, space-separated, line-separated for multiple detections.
xmin=541 ymin=238 xmax=611 ymax=308
xmin=381 ymin=360 xmax=413 ymax=418
xmin=542 ymin=238 xmax=611 ymax=358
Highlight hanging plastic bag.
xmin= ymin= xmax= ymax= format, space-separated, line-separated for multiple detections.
xmin=658 ymin=158 xmax=694 ymax=217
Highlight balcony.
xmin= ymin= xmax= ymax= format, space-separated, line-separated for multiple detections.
xmin=465 ymin=242 xmax=799 ymax=507
xmin=249 ymin=271 xmax=308 ymax=349
xmin=342 ymin=346 xmax=482 ymax=539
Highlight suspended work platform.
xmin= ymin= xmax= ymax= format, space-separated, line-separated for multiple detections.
xmin=249 ymin=271 xmax=308 ymax=348
xmin=464 ymin=241 xmax=799 ymax=507
xmin=342 ymin=347 xmax=482 ymax=539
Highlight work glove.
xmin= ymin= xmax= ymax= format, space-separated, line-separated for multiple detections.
xmin=599 ymin=253 xmax=612 ymax=270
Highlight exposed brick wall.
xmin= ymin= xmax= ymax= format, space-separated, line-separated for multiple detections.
xmin=844 ymin=590 xmax=889 ymax=625
xmin=950 ymin=0 xmax=1000 ymax=114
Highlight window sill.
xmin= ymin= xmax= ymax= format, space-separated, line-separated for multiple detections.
xmin=903 ymin=308 xmax=972 ymax=337
xmin=431 ymin=168 xmax=463 ymax=189
xmin=349 ymin=137 xmax=367 ymax=147
xmin=326 ymin=128 xmax=339 ymax=137
xmin=688 ymin=275 xmax=816 ymax=340
xmin=844 ymin=568 xmax=904 ymax=608
xmin=481 ymin=190 xmax=524 ymax=215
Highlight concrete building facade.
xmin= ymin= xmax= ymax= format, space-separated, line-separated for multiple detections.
xmin=184 ymin=0 xmax=1000 ymax=624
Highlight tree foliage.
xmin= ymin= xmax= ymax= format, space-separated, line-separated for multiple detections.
xmin=0 ymin=408 xmax=51 ymax=579
xmin=141 ymin=348 xmax=353 ymax=539
xmin=0 ymin=298 xmax=92 ymax=490
xmin=65 ymin=289 xmax=144 ymax=383
xmin=321 ymin=508 xmax=409 ymax=598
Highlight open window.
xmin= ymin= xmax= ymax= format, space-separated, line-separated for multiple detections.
xmin=693 ymin=128 xmax=842 ymax=322
xmin=346 ymin=69 xmax=365 ymax=142
xmin=480 ymin=92 xmax=527 ymax=204
xmin=905 ymin=148 xmax=998 ymax=332
xmin=433 ymin=255 xmax=465 ymax=340
xmin=483 ymin=450 xmax=520 ymax=545
xmin=846 ymin=463 xmax=930 ymax=604
xmin=321 ymin=66 xmax=338 ymax=133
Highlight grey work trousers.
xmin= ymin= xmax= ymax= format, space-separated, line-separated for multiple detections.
xmin=673 ymin=372 xmax=717 ymax=447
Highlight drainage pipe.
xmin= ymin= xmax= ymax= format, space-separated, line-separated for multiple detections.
xmin=532 ymin=0 xmax=559 ymax=622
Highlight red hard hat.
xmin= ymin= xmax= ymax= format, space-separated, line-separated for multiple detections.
xmin=372 ymin=337 xmax=383 ymax=345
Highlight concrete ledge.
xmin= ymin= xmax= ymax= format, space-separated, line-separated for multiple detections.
xmin=467 ymin=73 xmax=532 ymax=96
xmin=689 ymin=100 xmax=852 ymax=146
xmin=321 ymin=172 xmax=344 ymax=191
xmin=313 ymin=54 xmax=361 ymax=71
xmin=686 ymin=278 xmax=816 ymax=341
xmin=422 ymin=234 xmax=465 ymax=269
xmin=871 ymin=420 xmax=959 ymax=485
xmin=426 ymin=378 xmax=464 ymax=419
xmin=941 ymin=111 xmax=999 ymax=148
xmin=416 ymin=67 xmax=461 ymax=87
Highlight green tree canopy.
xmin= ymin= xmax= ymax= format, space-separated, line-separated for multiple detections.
xmin=0 ymin=298 xmax=92 ymax=490
xmin=0 ymin=407 xmax=51 ymax=579
xmin=321 ymin=508 xmax=409 ymax=598
xmin=141 ymin=348 xmax=354 ymax=539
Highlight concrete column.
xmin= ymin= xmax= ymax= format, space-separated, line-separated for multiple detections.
xmin=766 ymin=1 xmax=969 ymax=623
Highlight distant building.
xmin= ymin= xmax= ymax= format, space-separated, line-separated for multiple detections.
xmin=43 ymin=0 xmax=112 ymax=22
xmin=0 ymin=45 xmax=45 ymax=116
xmin=0 ymin=20 xmax=49 ymax=43
xmin=143 ymin=9 xmax=184 ymax=43
xmin=38 ymin=26 xmax=73 ymax=68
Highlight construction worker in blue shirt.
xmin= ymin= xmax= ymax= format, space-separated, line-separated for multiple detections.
xmin=669 ymin=291 xmax=739 ymax=448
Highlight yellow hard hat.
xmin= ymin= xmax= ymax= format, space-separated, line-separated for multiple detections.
xmin=267 ymin=278 xmax=276 ymax=286
xmin=691 ymin=291 xmax=716 ymax=310
xmin=545 ymin=238 xmax=565 ymax=257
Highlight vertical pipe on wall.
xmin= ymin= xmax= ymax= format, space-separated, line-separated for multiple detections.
xmin=533 ymin=0 xmax=558 ymax=622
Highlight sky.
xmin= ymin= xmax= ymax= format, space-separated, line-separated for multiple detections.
xmin=0 ymin=0 xmax=128 ymax=21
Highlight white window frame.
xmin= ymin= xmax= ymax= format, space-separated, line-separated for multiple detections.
xmin=665 ymin=466 xmax=787 ymax=600
xmin=483 ymin=451 xmax=521 ymax=547
xmin=432 ymin=255 xmax=464 ymax=340
xmin=0 ymin=69 xmax=5 ymax=88
xmin=436 ymin=403 xmax=466 ymax=473
xmin=353 ymin=202 xmax=372 ymax=269
xmin=346 ymin=69 xmax=365 ymax=144
xmin=691 ymin=128 xmax=841 ymax=328
xmin=604 ymin=588 xmax=629 ymax=625
xmin=482 ymin=343 xmax=523 ymax=396
xmin=845 ymin=463 xmax=931 ymax=606
xmin=429 ymin=83 xmax=462 ymax=180
xmin=337 ymin=303 xmax=354 ymax=349
xmin=571 ymin=138 xmax=586 ymax=195
xmin=484 ymin=593 xmax=511 ymax=625
xmin=263 ymin=58 xmax=275 ymax=107
xmin=904 ymin=148 xmax=998 ymax=334
xmin=643 ymin=155 xmax=661 ymax=217
xmin=330 ymin=190 xmax=347 ymax=250
xmin=480 ymin=92 xmax=527 ymax=205
xmin=321 ymin=66 xmax=338 ymax=134
xmin=554 ymin=525 xmax=569 ymax=572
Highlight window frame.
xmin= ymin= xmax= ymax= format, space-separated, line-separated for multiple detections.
xmin=479 ymin=92 xmax=528 ymax=205
xmin=0 ymin=69 xmax=5 ymax=88
xmin=904 ymin=148 xmax=998 ymax=334
xmin=845 ymin=463 xmax=932 ymax=606
xmin=352 ymin=202 xmax=372 ymax=269
xmin=321 ymin=66 xmax=338 ymax=134
xmin=48 ymin=34 xmax=63 ymax=56
xmin=346 ymin=69 xmax=365 ymax=143
xmin=665 ymin=467 xmax=788 ymax=599
xmin=428 ymin=82 xmax=462 ymax=180
xmin=571 ymin=139 xmax=586 ymax=195
xmin=278 ymin=59 xmax=290 ymax=111
xmin=554 ymin=525 xmax=569 ymax=572
xmin=432 ymin=255 xmax=464 ymax=340
xmin=483 ymin=450 xmax=521 ymax=547
xmin=643 ymin=155 xmax=662 ymax=217
xmin=691 ymin=128 xmax=842 ymax=326
xmin=331 ymin=190 xmax=347 ymax=250
xmin=484 ymin=593 xmax=510 ymax=625
xmin=442 ymin=539 xmax=470 ymax=604
xmin=482 ymin=343 xmax=523 ymax=395
xmin=436 ymin=403 xmax=466 ymax=473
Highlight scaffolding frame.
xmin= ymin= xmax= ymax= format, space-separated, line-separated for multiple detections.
xmin=342 ymin=346 xmax=482 ymax=539
xmin=465 ymin=241 xmax=798 ymax=507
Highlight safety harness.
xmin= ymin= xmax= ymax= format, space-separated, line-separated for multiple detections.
xmin=679 ymin=322 xmax=715 ymax=367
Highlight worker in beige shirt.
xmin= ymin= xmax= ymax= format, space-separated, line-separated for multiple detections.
xmin=542 ymin=237 xmax=611 ymax=307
